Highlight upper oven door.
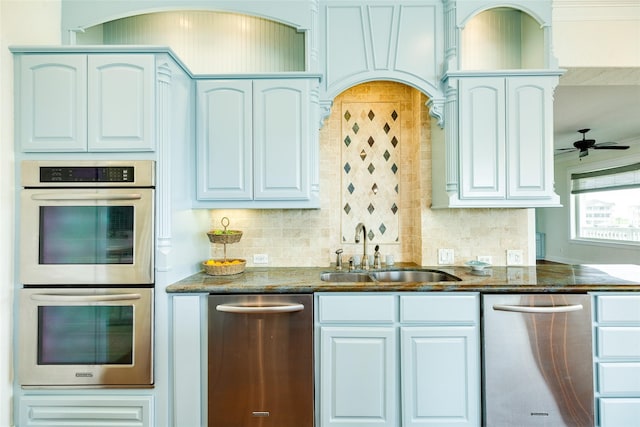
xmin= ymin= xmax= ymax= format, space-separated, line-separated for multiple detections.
xmin=20 ymin=188 xmax=154 ymax=285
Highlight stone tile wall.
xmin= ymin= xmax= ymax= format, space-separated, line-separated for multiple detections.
xmin=208 ymin=81 xmax=530 ymax=267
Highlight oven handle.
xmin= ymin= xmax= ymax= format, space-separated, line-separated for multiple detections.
xmin=216 ymin=303 xmax=305 ymax=314
xmin=30 ymin=293 xmax=142 ymax=302
xmin=492 ymin=304 xmax=583 ymax=313
xmin=29 ymin=193 xmax=143 ymax=201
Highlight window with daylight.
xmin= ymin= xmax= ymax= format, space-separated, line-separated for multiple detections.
xmin=571 ymin=163 xmax=640 ymax=245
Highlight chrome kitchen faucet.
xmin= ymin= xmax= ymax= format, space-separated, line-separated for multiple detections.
xmin=355 ymin=222 xmax=369 ymax=270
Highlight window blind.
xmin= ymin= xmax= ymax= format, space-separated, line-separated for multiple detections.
xmin=571 ymin=162 xmax=640 ymax=194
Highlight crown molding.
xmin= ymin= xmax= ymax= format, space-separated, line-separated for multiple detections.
xmin=553 ymin=0 xmax=640 ymax=21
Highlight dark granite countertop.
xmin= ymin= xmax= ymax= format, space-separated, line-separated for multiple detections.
xmin=166 ymin=264 xmax=640 ymax=294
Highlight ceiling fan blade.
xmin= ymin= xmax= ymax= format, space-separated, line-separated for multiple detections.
xmin=556 ymin=147 xmax=577 ymax=152
xmin=574 ymin=138 xmax=596 ymax=145
xmin=593 ymin=145 xmax=630 ymax=150
xmin=593 ymin=141 xmax=618 ymax=147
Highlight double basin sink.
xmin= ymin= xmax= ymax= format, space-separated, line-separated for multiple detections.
xmin=320 ymin=269 xmax=461 ymax=283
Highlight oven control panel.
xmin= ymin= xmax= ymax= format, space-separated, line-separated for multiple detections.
xmin=40 ymin=166 xmax=135 ymax=183
xmin=21 ymin=160 xmax=155 ymax=188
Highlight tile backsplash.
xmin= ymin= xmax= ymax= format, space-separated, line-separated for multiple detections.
xmin=208 ymin=81 xmax=530 ymax=267
xmin=341 ymin=101 xmax=400 ymax=244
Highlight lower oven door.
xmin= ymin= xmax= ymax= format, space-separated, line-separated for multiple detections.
xmin=19 ymin=287 xmax=153 ymax=388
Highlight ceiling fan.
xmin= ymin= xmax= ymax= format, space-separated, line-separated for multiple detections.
xmin=557 ymin=128 xmax=630 ymax=159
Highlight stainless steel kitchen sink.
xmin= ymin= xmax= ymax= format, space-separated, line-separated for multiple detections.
xmin=320 ymin=269 xmax=460 ymax=283
xmin=371 ymin=270 xmax=460 ymax=282
xmin=320 ymin=272 xmax=375 ymax=282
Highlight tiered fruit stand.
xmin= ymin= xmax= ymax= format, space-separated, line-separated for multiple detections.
xmin=203 ymin=217 xmax=246 ymax=275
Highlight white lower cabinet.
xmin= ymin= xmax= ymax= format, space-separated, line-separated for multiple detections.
xmin=593 ymin=294 xmax=640 ymax=427
xmin=317 ymin=293 xmax=480 ymax=427
xmin=171 ymin=294 xmax=208 ymax=427
xmin=401 ymin=326 xmax=478 ymax=426
xmin=599 ymin=398 xmax=640 ymax=426
xmin=19 ymin=395 xmax=153 ymax=427
xmin=320 ymin=326 xmax=397 ymax=426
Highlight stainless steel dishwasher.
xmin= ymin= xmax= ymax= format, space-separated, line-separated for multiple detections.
xmin=208 ymin=294 xmax=314 ymax=427
xmin=483 ymin=294 xmax=594 ymax=427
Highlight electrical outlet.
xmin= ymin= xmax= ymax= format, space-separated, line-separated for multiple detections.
xmin=506 ymin=250 xmax=523 ymax=266
xmin=477 ymin=255 xmax=492 ymax=264
xmin=507 ymin=267 xmax=524 ymax=283
xmin=438 ymin=248 xmax=454 ymax=265
xmin=253 ymin=254 xmax=269 ymax=264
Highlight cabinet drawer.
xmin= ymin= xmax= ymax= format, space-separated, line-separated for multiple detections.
xmin=400 ymin=294 xmax=478 ymax=324
xmin=19 ymin=395 xmax=153 ymax=427
xmin=597 ymin=327 xmax=640 ymax=359
xmin=597 ymin=296 xmax=640 ymax=324
xmin=599 ymin=398 xmax=640 ymax=427
xmin=599 ymin=363 xmax=640 ymax=395
xmin=318 ymin=295 xmax=395 ymax=323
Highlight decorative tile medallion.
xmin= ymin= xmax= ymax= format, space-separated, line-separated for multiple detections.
xmin=341 ymin=102 xmax=400 ymax=244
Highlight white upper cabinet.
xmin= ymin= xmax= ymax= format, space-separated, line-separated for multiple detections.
xmin=455 ymin=75 xmax=559 ymax=205
xmin=433 ymin=2 xmax=562 ymax=208
xmin=253 ymin=80 xmax=310 ymax=201
xmin=16 ymin=53 xmax=155 ymax=152
xmin=17 ymin=55 xmax=87 ymax=152
xmin=195 ymin=78 xmax=319 ymax=208
xmin=87 ymin=55 xmax=155 ymax=151
xmin=196 ymin=80 xmax=253 ymax=200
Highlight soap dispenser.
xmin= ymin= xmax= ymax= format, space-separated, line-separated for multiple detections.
xmin=373 ymin=245 xmax=382 ymax=269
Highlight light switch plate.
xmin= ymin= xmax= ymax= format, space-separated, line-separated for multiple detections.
xmin=506 ymin=250 xmax=523 ymax=266
xmin=438 ymin=248 xmax=454 ymax=265
xmin=253 ymin=254 xmax=269 ymax=264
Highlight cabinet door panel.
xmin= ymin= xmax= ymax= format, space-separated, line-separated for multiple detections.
xmin=88 ymin=55 xmax=155 ymax=151
xmin=320 ymin=326 xmax=397 ymax=427
xmin=19 ymin=55 xmax=87 ymax=152
xmin=196 ymin=80 xmax=253 ymax=200
xmin=598 ymin=327 xmax=640 ymax=359
xmin=172 ymin=295 xmax=206 ymax=426
xmin=458 ymin=78 xmax=505 ymax=199
xmin=401 ymin=326 xmax=479 ymax=426
xmin=19 ymin=395 xmax=153 ymax=427
xmin=599 ymin=363 xmax=640 ymax=395
xmin=507 ymin=77 xmax=553 ymax=199
xmin=253 ymin=79 xmax=310 ymax=200
xmin=597 ymin=295 xmax=640 ymax=324
xmin=400 ymin=294 xmax=478 ymax=324
xmin=599 ymin=398 xmax=640 ymax=427
xmin=319 ymin=295 xmax=395 ymax=323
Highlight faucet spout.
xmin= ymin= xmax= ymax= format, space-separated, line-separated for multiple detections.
xmin=354 ymin=222 xmax=369 ymax=270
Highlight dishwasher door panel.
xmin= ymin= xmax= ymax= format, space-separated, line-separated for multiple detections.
xmin=483 ymin=294 xmax=594 ymax=427
xmin=208 ymin=294 xmax=314 ymax=427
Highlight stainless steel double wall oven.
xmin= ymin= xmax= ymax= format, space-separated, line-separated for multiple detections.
xmin=18 ymin=160 xmax=155 ymax=388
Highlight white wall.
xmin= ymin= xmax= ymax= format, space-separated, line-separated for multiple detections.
xmin=0 ymin=2 xmax=61 ymax=426
xmin=545 ymin=1 xmax=640 ymax=264
xmin=553 ymin=0 xmax=640 ymax=67
xmin=537 ymin=143 xmax=640 ymax=264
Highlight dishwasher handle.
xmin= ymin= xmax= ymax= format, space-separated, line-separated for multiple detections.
xmin=493 ymin=303 xmax=584 ymax=313
xmin=216 ymin=303 xmax=305 ymax=314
